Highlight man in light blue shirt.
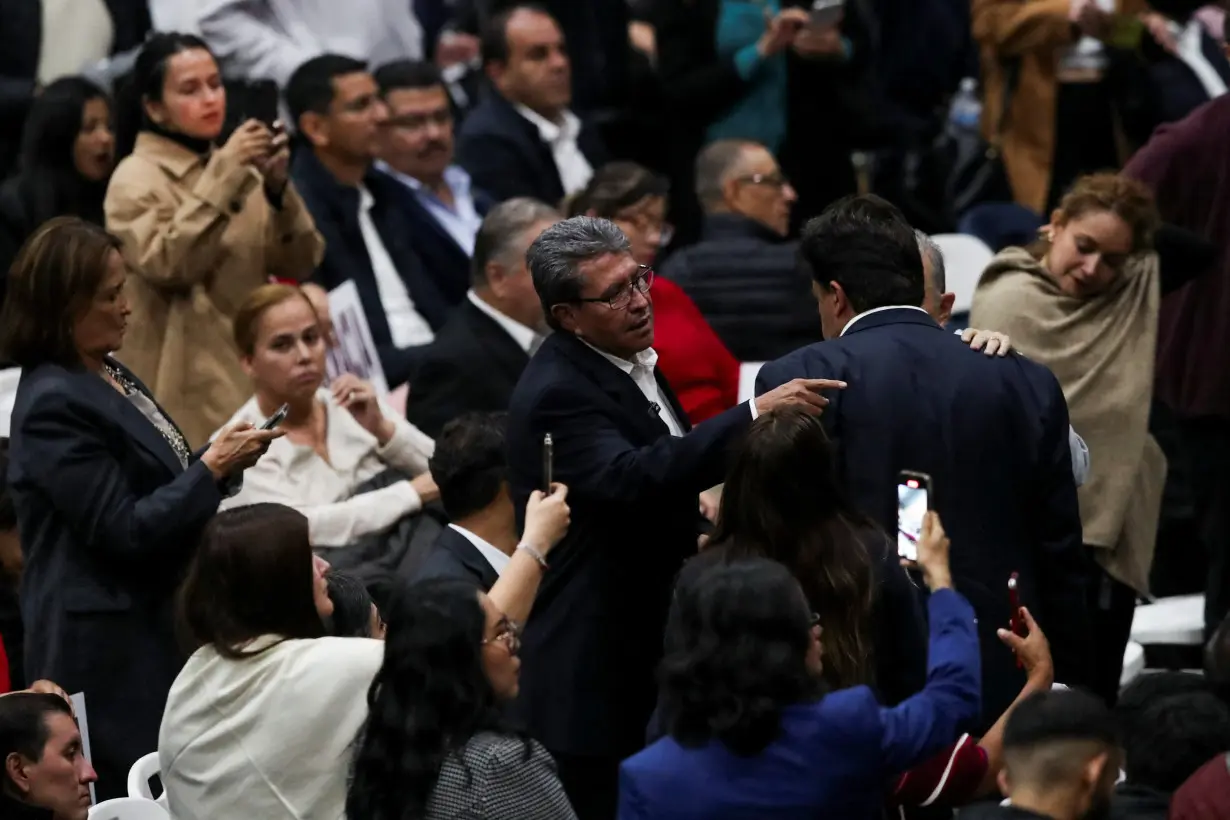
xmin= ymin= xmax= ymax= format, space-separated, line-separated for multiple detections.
xmin=373 ymin=60 xmax=494 ymax=304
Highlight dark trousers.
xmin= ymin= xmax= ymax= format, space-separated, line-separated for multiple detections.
xmin=1047 ymin=80 xmax=1118 ymax=212
xmin=1087 ymin=566 xmax=1138 ymax=706
xmin=1174 ymin=416 xmax=1230 ymax=639
xmin=553 ymin=752 xmax=620 ymax=820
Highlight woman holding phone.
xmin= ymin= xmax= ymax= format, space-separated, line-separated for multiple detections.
xmin=105 ymin=32 xmax=324 ymax=447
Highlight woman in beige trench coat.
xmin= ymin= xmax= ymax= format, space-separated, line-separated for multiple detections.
xmin=105 ymin=33 xmax=324 ymax=446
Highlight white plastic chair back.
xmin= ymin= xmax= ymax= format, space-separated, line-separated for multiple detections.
xmin=88 ymin=797 xmax=170 ymax=820
xmin=127 ymin=752 xmax=166 ymax=807
xmin=930 ymin=234 xmax=995 ymax=315
xmin=0 ymin=367 xmax=21 ymax=437
xmin=1130 ymin=593 xmax=1205 ymax=646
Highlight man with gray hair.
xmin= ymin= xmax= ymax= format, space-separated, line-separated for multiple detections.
xmin=405 ymin=198 xmax=560 ymax=438
xmin=504 ymin=215 xmax=841 ymax=819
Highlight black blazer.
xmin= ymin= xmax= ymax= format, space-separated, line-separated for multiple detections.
xmin=381 ymin=169 xmax=495 ymax=306
xmin=6 ymin=357 xmax=224 ymax=799
xmin=291 ymin=149 xmax=453 ymax=387
xmin=405 ymin=300 xmax=531 ymax=438
xmin=505 ymin=332 xmax=752 ymax=758
xmin=757 ymin=308 xmax=1092 ymax=728
xmin=413 ymin=525 xmax=500 ymax=591
xmin=455 ymin=90 xmax=607 ymax=205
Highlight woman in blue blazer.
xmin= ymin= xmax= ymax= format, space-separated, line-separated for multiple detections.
xmin=0 ymin=218 xmax=281 ymax=797
xmin=619 ymin=512 xmax=980 ymax=820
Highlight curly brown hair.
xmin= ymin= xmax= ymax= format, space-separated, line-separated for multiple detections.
xmin=1054 ymin=173 xmax=1160 ymax=254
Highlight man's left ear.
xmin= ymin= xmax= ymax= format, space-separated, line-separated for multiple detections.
xmin=4 ymin=752 xmax=33 ymax=795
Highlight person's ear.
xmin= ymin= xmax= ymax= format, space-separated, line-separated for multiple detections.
xmin=484 ymin=60 xmax=508 ymax=89
xmin=1084 ymin=751 xmax=1111 ymax=797
xmin=939 ymin=292 xmax=956 ymax=327
xmin=299 ymin=112 xmax=328 ymax=149
xmin=552 ymin=303 xmax=579 ymax=335
xmin=996 ymin=767 xmax=1011 ymax=797
xmin=721 ymin=175 xmax=742 ymax=210
xmin=142 ymin=95 xmax=167 ymax=128
xmin=239 ymin=355 xmax=255 ymax=380
xmin=5 ymin=752 xmax=33 ymax=796
xmin=485 ymin=261 xmax=510 ymax=298
xmin=828 ymin=281 xmax=851 ymax=316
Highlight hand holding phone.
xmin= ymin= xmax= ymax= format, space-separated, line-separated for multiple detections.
xmin=261 ymin=403 xmax=290 ymax=431
xmin=896 ymin=471 xmax=933 ymax=562
xmin=1008 ymin=573 xmax=1025 ymax=668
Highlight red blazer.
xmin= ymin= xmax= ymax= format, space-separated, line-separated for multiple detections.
xmin=650 ymin=277 xmax=740 ymax=424
xmin=0 ymin=634 xmax=10 ymax=694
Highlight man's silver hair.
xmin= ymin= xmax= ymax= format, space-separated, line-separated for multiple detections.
xmin=472 ymin=198 xmax=561 ymax=287
xmin=526 ymin=216 xmax=632 ymax=330
xmin=916 ymin=229 xmax=946 ymax=296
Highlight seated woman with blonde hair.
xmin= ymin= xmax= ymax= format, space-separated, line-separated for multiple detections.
xmin=217 ymin=284 xmax=439 ymax=558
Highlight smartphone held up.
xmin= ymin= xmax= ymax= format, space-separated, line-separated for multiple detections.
xmin=896 ymin=470 xmax=932 ymax=562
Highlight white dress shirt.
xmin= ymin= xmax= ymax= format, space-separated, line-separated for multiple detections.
xmin=582 ymin=342 xmax=685 ymax=435
xmin=514 ymin=104 xmax=594 ymax=196
xmin=358 ymin=185 xmax=435 ymax=348
xmin=841 ymin=304 xmax=931 ymax=336
xmin=1173 ymin=18 xmax=1228 ymax=100
xmin=448 ymin=524 xmax=511 ymax=575
xmin=379 ymin=162 xmax=484 ymax=256
xmin=217 ymin=390 xmax=435 ymax=547
xmin=467 ymin=290 xmax=543 ymax=354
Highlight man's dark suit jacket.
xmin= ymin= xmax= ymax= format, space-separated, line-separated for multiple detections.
xmin=756 ymin=308 xmax=1091 ymax=726
xmin=413 ymin=525 xmax=500 ymax=591
xmin=505 ymin=331 xmax=752 ymax=759
xmin=381 ymin=168 xmax=495 ymax=306
xmin=7 ymin=357 xmax=224 ymax=799
xmin=405 ymin=299 xmax=530 ymax=439
xmin=455 ymin=90 xmax=607 ymax=205
xmin=291 ymin=149 xmax=453 ymax=387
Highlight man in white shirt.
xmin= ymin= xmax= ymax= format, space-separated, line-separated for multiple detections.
xmin=289 ymin=54 xmax=453 ymax=387
xmin=456 ymin=5 xmax=607 ymax=205
xmin=503 ymin=216 xmax=835 ymax=819
xmin=407 ymin=198 xmax=560 ymax=438
xmin=374 ymin=59 xmax=494 ymax=304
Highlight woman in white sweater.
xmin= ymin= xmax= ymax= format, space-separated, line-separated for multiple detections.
xmin=160 ymin=502 xmax=382 ymax=819
xmin=217 ymin=283 xmax=438 ymax=547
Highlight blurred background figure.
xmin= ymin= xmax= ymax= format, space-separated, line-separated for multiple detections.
xmin=0 ymin=77 xmax=115 ymax=302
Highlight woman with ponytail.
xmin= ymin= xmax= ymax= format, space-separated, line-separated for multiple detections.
xmin=104 ymin=33 xmax=324 ymax=447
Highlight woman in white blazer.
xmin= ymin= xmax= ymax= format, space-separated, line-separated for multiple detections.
xmin=159 ymin=502 xmax=383 ymax=820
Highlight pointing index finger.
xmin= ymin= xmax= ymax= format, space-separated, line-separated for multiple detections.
xmin=799 ymin=378 xmax=847 ymax=391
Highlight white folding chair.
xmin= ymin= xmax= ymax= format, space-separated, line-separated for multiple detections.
xmin=1130 ymin=594 xmax=1205 ymax=646
xmin=1120 ymin=641 xmax=1146 ymax=688
xmin=126 ymin=752 xmax=167 ymax=808
xmin=88 ymin=797 xmax=170 ymax=820
xmin=929 ymin=234 xmax=995 ymax=315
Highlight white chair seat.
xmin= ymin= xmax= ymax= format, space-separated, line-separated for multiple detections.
xmin=1130 ymin=594 xmax=1205 ymax=646
xmin=1120 ymin=641 xmax=1146 ymax=688
xmin=930 ymin=234 xmax=995 ymax=315
xmin=89 ymin=797 xmax=170 ymax=819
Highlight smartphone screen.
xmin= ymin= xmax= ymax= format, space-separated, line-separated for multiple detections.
xmin=896 ymin=473 xmax=930 ymax=561
xmin=810 ymin=0 xmax=844 ymax=27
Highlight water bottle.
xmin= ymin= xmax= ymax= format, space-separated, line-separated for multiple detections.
xmin=947 ymin=78 xmax=982 ymax=133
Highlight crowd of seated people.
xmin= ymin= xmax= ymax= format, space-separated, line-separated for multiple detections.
xmin=2 ymin=2 xmax=1230 ymax=820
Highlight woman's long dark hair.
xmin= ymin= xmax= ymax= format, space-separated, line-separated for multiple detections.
xmin=661 ymin=556 xmax=822 ymax=756
xmin=177 ymin=503 xmax=326 ymax=659
xmin=114 ymin=32 xmax=215 ymax=159
xmin=711 ymin=407 xmax=878 ymax=691
xmin=7 ymin=77 xmax=111 ymax=229
xmin=346 ymin=579 xmax=525 ymax=820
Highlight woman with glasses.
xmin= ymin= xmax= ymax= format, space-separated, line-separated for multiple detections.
xmin=567 ymin=162 xmax=740 ymax=424
xmin=347 ymin=578 xmax=577 ymax=820
xmin=620 ymin=515 xmax=980 ymax=819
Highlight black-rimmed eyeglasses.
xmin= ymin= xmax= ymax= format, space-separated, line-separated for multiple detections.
xmin=573 ymin=266 xmax=654 ymax=311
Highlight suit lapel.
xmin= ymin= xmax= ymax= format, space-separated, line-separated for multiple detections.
xmin=463 ymin=302 xmax=531 ymax=387
xmin=442 ymin=527 xmax=500 ymax=590
xmin=75 ymin=366 xmax=186 ymax=477
xmin=553 ymin=335 xmax=669 ymax=441
xmin=654 ymin=369 xmax=692 ymax=433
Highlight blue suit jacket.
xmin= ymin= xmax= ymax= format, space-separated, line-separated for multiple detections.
xmin=619 ymin=588 xmax=981 ymax=820
xmin=755 ymin=308 xmax=1091 ymax=725
xmin=7 ymin=357 xmax=223 ymax=798
xmin=505 ymin=332 xmax=752 ymax=758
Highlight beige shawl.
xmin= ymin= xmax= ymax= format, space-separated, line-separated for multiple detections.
xmin=970 ymin=247 xmax=1165 ymax=595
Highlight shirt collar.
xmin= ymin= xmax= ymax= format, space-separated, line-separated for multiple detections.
xmin=448 ymin=524 xmax=511 ymax=575
xmin=467 ymin=290 xmax=541 ymax=354
xmin=840 ymin=305 xmax=931 ymax=336
xmin=514 ymin=103 xmax=581 ymax=143
xmin=377 ymin=161 xmax=472 ymax=198
xmin=580 ymin=339 xmax=659 ymax=375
